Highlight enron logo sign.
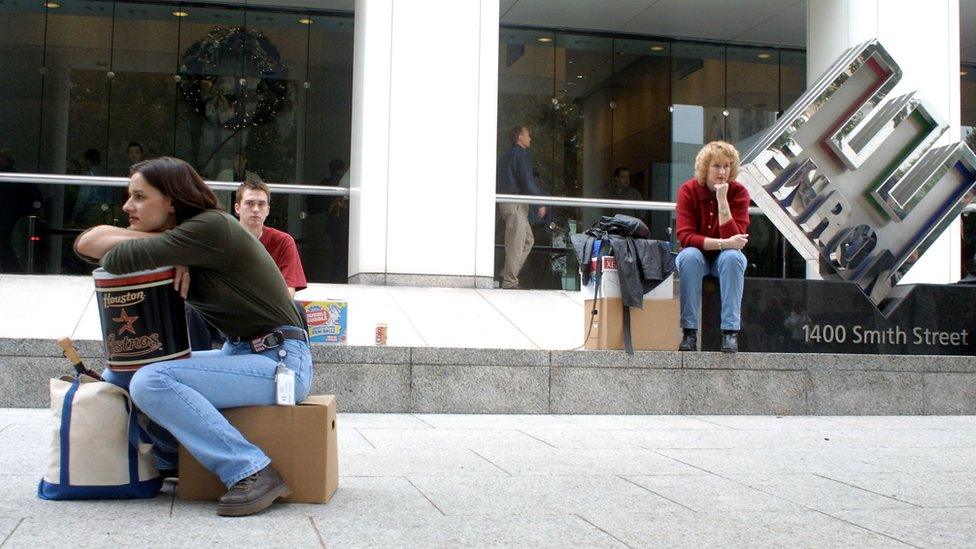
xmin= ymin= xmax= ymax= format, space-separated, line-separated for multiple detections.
xmin=740 ymin=40 xmax=976 ymax=316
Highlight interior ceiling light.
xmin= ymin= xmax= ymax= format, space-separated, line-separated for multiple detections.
xmin=650 ymin=45 xmax=665 ymax=52
xmin=43 ymin=1 xmax=60 ymax=7
xmin=536 ymin=37 xmax=552 ymax=43
xmin=171 ymin=10 xmax=189 ymax=17
xmin=298 ymin=17 xmax=314 ymax=25
xmin=757 ymin=52 xmax=772 ymax=59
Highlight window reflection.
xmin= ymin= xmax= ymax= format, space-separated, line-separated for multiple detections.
xmin=498 ymin=29 xmax=806 ymax=288
xmin=0 ymin=1 xmax=353 ymax=280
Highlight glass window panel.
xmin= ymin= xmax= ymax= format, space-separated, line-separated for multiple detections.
xmin=239 ymin=9 xmax=306 ymax=186
xmin=301 ymin=15 xmax=354 ymax=283
xmin=556 ymin=33 xmax=612 ymax=220
xmin=303 ymin=16 xmax=354 ymax=186
xmin=0 ymin=2 xmax=46 ymax=173
xmin=0 ymin=2 xmax=354 ymax=277
xmin=610 ymin=39 xmax=671 ymax=240
xmin=726 ymin=45 xmax=779 ymax=149
xmin=498 ymin=28 xmax=556 ymax=176
xmin=669 ymin=42 xmax=725 ymax=248
xmin=961 ymin=65 xmax=976 ymax=279
xmin=779 ymin=49 xmax=807 ymax=278
xmin=174 ymin=4 xmax=246 ymax=181
xmin=496 ymin=29 xmax=556 ymax=287
xmin=780 ymin=49 xmax=806 ymax=111
xmin=40 ymin=1 xmax=115 ymax=275
xmin=0 ymin=2 xmax=47 ymax=273
xmin=108 ymin=2 xmax=179 ymax=175
xmin=42 ymin=0 xmax=113 ymax=176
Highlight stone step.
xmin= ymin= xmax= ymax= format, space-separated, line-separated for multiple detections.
xmin=3 ymin=338 xmax=975 ymax=414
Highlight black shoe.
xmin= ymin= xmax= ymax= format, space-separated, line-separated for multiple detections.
xmin=678 ymin=329 xmax=698 ymax=351
xmin=157 ymin=468 xmax=178 ymax=482
xmin=217 ymin=464 xmax=292 ymax=517
xmin=721 ymin=331 xmax=739 ymax=353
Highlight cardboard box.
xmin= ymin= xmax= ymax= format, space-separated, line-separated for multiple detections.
xmin=580 ymin=257 xmax=674 ymax=300
xmin=584 ymin=297 xmax=681 ymax=351
xmin=301 ymin=300 xmax=348 ymax=344
xmin=177 ymin=395 xmax=339 ymax=504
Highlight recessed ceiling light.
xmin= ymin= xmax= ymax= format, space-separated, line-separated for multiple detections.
xmin=537 ymin=37 xmax=552 ymax=43
xmin=171 ymin=10 xmax=189 ymax=17
xmin=298 ymin=17 xmax=314 ymax=25
xmin=650 ymin=45 xmax=665 ymax=52
xmin=43 ymin=1 xmax=60 ymax=7
xmin=757 ymin=52 xmax=772 ymax=59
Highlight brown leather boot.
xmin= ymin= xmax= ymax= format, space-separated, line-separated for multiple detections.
xmin=217 ymin=464 xmax=291 ymax=517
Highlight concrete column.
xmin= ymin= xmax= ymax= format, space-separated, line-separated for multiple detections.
xmin=348 ymin=0 xmax=499 ymax=288
xmin=807 ymin=0 xmax=962 ymax=283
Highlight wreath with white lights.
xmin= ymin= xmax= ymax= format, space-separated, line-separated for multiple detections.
xmin=178 ymin=27 xmax=288 ymax=130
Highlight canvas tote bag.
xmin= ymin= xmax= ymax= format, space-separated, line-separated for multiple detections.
xmin=38 ymin=375 xmax=162 ymax=500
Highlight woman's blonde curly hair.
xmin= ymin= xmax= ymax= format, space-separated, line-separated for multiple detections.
xmin=694 ymin=141 xmax=740 ymax=184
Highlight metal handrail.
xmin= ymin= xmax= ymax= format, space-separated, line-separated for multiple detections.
xmin=2 ymin=173 xmax=974 ymax=212
xmin=0 ymin=172 xmax=349 ymax=196
xmin=496 ymin=193 xmax=976 ymax=214
xmin=497 ymin=193 xmax=765 ymax=215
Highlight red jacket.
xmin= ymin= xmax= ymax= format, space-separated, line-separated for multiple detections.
xmin=259 ymin=226 xmax=308 ymax=292
xmin=675 ymin=178 xmax=751 ymax=254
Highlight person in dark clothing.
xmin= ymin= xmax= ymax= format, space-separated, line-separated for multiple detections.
xmin=600 ymin=166 xmax=644 ymax=221
xmin=496 ymin=126 xmax=546 ymax=289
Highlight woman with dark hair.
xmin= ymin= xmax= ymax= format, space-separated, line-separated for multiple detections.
xmin=75 ymin=157 xmax=312 ymax=517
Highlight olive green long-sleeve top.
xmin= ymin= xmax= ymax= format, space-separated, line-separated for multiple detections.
xmin=102 ymin=210 xmax=302 ymax=338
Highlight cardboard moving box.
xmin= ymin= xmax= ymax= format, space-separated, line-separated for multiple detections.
xmin=177 ymin=395 xmax=338 ymax=504
xmin=584 ymin=297 xmax=681 ymax=351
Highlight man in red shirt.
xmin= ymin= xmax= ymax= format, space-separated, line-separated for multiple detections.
xmin=235 ymin=181 xmax=307 ymax=298
xmin=674 ymin=141 xmax=751 ymax=352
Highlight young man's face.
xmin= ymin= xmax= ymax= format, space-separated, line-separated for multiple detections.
xmin=614 ymin=170 xmax=630 ymax=188
xmin=235 ymin=188 xmax=270 ymax=229
xmin=127 ymin=146 xmax=143 ymax=164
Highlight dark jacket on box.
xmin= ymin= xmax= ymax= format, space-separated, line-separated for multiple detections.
xmin=571 ymin=215 xmax=675 ymax=309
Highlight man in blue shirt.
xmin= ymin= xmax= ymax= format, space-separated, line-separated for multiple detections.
xmin=496 ymin=126 xmax=546 ymax=289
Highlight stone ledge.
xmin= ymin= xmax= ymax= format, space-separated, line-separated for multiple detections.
xmin=3 ymin=338 xmax=975 ymax=413
xmin=413 ymin=347 xmax=549 ymax=367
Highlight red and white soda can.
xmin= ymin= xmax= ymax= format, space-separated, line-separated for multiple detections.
xmin=375 ymin=323 xmax=388 ymax=346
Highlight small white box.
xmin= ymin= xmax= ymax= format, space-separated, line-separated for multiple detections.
xmin=580 ymin=256 xmax=674 ymax=300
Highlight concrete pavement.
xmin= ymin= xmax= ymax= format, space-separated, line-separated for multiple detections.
xmin=2 ymin=409 xmax=975 ymax=547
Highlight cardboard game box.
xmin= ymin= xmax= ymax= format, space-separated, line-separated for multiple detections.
xmin=177 ymin=395 xmax=339 ymax=504
xmin=301 ymin=300 xmax=348 ymax=344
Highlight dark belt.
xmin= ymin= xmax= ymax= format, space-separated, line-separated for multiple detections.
xmin=230 ymin=327 xmax=308 ymax=353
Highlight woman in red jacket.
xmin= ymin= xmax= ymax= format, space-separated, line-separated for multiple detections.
xmin=674 ymin=141 xmax=751 ymax=352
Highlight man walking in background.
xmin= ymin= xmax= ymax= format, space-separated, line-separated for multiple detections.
xmin=496 ymin=125 xmax=546 ymax=290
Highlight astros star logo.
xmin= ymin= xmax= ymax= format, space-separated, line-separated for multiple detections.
xmin=113 ymin=309 xmax=139 ymax=336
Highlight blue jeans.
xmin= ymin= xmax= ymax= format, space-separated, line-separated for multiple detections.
xmin=676 ymin=247 xmax=746 ymax=331
xmin=103 ymin=331 xmax=313 ymax=487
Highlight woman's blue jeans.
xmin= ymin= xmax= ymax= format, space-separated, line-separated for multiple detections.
xmin=103 ymin=331 xmax=313 ymax=487
xmin=676 ymin=247 xmax=747 ymax=331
